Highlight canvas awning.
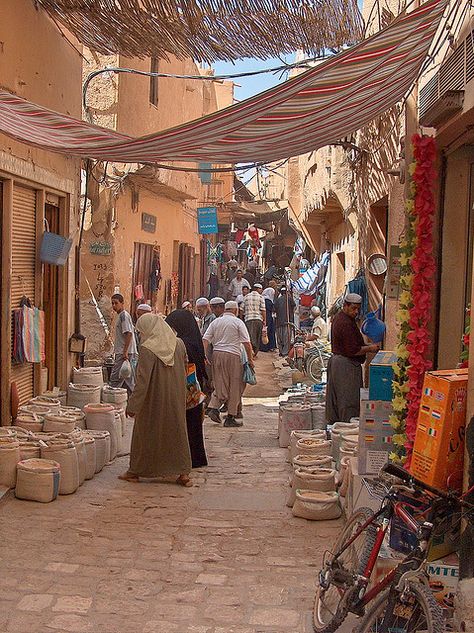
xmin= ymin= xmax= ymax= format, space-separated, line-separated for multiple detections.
xmin=36 ymin=0 xmax=363 ymax=63
xmin=0 ymin=0 xmax=445 ymax=166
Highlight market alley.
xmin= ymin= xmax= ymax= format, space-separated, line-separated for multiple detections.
xmin=0 ymin=353 xmax=339 ymax=633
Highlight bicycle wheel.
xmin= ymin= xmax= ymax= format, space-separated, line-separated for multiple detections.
xmin=313 ymin=507 xmax=377 ymax=633
xmin=307 ymin=354 xmax=324 ymax=383
xmin=356 ymin=580 xmax=445 ymax=633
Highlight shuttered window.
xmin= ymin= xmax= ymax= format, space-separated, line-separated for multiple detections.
xmin=11 ymin=184 xmax=36 ymax=404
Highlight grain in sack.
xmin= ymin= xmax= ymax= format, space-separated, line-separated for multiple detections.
xmin=310 ymin=404 xmax=326 ymax=430
xmin=15 ymin=412 xmax=44 ymax=433
xmin=85 ymin=403 xmax=119 ymax=460
xmin=28 ymin=396 xmax=61 ymax=414
xmin=83 ymin=435 xmax=96 ymax=480
xmin=84 ymin=430 xmax=110 ymax=472
xmin=295 ymin=437 xmax=332 ymax=458
xmin=0 ymin=438 xmax=20 ymax=488
xmin=330 ymin=421 xmax=359 ymax=464
xmin=102 ymin=386 xmax=128 ymax=406
xmin=42 ymin=389 xmax=67 ymax=406
xmin=43 ymin=414 xmax=76 ymax=434
xmin=41 ymin=441 xmax=79 ymax=494
xmin=292 ymin=454 xmax=333 ymax=469
xmin=72 ymin=366 xmax=104 ymax=387
xmin=278 ymin=403 xmax=312 ymax=448
xmin=19 ymin=403 xmax=52 ymax=418
xmin=338 ymin=455 xmax=352 ymax=497
xmin=15 ymin=458 xmax=60 ymax=503
xmin=287 ymin=467 xmax=337 ymax=507
xmin=57 ymin=406 xmax=86 ymax=429
xmin=19 ymin=440 xmax=42 ymax=460
xmin=289 ymin=430 xmax=327 ymax=463
xmin=67 ymin=383 xmax=101 ymax=409
xmin=292 ymin=490 xmax=342 ymax=521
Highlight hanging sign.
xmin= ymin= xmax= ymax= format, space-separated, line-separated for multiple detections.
xmin=197 ymin=206 xmax=218 ymax=234
xmin=386 ymin=245 xmax=401 ymax=299
xmin=141 ymin=213 xmax=157 ymax=233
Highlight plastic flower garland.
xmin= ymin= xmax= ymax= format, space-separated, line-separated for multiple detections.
xmin=390 ymin=134 xmax=436 ymax=464
xmin=459 ymin=304 xmax=470 ymax=368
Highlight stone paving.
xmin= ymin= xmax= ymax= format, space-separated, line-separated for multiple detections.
xmin=0 ymin=352 xmax=343 ymax=633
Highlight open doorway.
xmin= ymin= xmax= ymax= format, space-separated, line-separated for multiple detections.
xmin=42 ymin=203 xmax=60 ymax=389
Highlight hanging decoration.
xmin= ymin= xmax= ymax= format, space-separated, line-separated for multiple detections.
xmin=390 ymin=134 xmax=437 ymax=464
xmin=459 ymin=304 xmax=471 ymax=368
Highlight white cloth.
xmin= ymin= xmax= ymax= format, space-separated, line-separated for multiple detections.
xmin=203 ymin=313 xmax=250 ymax=357
xmin=262 ymin=287 xmax=275 ymax=302
xmin=136 ymin=314 xmax=177 ymax=366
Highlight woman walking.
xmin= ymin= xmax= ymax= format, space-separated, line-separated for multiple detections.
xmin=119 ymin=313 xmax=192 ymax=486
xmin=260 ymin=287 xmax=276 ymax=352
xmin=166 ymin=309 xmax=208 ymax=468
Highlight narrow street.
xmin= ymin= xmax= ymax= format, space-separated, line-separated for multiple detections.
xmin=0 ymin=353 xmax=340 ymax=633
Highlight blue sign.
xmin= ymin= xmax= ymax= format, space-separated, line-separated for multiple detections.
xmin=197 ymin=206 xmax=218 ymax=234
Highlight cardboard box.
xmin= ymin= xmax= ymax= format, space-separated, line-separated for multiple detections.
xmin=427 ymin=554 xmax=459 ymax=616
xmin=411 ymin=369 xmax=468 ymax=491
xmin=369 ymin=351 xmax=397 ymax=401
xmin=358 ymin=400 xmax=394 ymax=474
xmin=345 ymin=457 xmax=383 ymax=515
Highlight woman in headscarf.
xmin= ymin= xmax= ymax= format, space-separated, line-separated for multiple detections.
xmin=119 ymin=313 xmax=192 ymax=486
xmin=259 ymin=287 xmax=276 ymax=352
xmin=165 ymin=309 xmax=208 ymax=468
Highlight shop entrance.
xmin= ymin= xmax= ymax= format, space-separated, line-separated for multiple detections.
xmin=42 ymin=203 xmax=61 ymax=389
xmin=131 ymin=242 xmax=159 ymax=311
xmin=178 ymin=242 xmax=195 ymax=306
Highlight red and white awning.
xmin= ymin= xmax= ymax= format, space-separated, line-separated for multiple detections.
xmin=0 ymin=0 xmax=446 ymax=165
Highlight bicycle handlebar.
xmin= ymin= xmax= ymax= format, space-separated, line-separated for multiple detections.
xmin=382 ymin=463 xmax=451 ymax=500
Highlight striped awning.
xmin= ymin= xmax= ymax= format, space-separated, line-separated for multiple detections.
xmin=0 ymin=0 xmax=445 ymax=166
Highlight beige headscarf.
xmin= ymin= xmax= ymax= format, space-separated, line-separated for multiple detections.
xmin=136 ymin=313 xmax=177 ymax=366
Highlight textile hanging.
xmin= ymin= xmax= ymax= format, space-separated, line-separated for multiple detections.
xmin=12 ymin=306 xmax=45 ymax=364
xmin=0 ymin=0 xmax=445 ymax=165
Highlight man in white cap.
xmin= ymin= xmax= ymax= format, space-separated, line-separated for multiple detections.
xmin=326 ymin=293 xmax=380 ymax=423
xmin=209 ymin=296 xmax=225 ymax=318
xmin=182 ymin=300 xmax=193 ymax=311
xmin=203 ymin=301 xmax=254 ymax=427
xmin=195 ymin=297 xmax=215 ymax=336
xmin=243 ymin=283 xmax=266 ymax=355
xmin=136 ymin=303 xmax=152 ymax=319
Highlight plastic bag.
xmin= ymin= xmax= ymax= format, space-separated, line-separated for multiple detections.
xmin=186 ymin=363 xmax=204 ymax=410
xmin=119 ymin=359 xmax=132 ymax=379
xmin=243 ymin=362 xmax=257 ymax=385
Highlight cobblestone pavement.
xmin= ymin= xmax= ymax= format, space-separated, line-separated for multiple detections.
xmin=0 ymin=352 xmax=343 ymax=633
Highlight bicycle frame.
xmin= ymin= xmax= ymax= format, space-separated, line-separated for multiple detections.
xmin=330 ymin=497 xmax=430 ymax=610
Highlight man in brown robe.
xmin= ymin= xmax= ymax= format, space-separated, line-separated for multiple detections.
xmin=119 ymin=314 xmax=192 ymax=486
xmin=326 ymin=293 xmax=380 ymax=423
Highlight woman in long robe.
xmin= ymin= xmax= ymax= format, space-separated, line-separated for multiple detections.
xmin=119 ymin=313 xmax=192 ymax=486
xmin=260 ymin=287 xmax=276 ymax=352
xmin=166 ymin=309 xmax=208 ymax=469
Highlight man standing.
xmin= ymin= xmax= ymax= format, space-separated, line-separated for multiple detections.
xmin=228 ymin=269 xmax=251 ymax=300
xmin=110 ymin=293 xmax=138 ymax=394
xmin=243 ymin=283 xmax=266 ymax=355
xmin=209 ymin=296 xmax=226 ymax=318
xmin=243 ymin=260 xmax=257 ymax=287
xmin=274 ymin=286 xmax=295 ymax=356
xmin=203 ymin=301 xmax=254 ymax=427
xmin=195 ymin=297 xmax=216 ymax=336
xmin=326 ymin=293 xmax=379 ymax=423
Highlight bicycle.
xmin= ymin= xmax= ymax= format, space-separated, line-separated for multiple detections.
xmin=313 ymin=462 xmax=474 ymax=633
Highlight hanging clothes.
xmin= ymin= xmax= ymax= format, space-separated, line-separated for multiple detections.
xmin=347 ymin=272 xmax=369 ymax=318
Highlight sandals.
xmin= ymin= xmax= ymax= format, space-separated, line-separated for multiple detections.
xmin=176 ymin=474 xmax=193 ymax=487
xmin=118 ymin=471 xmax=139 ymax=482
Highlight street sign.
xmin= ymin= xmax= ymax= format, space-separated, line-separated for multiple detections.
xmin=197 ymin=206 xmax=218 ymax=234
xmin=141 ymin=212 xmax=157 ymax=233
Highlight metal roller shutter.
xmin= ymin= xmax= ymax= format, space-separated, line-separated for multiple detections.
xmin=11 ymin=184 xmax=36 ymax=405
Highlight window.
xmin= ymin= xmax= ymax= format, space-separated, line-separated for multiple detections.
xmin=149 ymin=58 xmax=159 ymax=106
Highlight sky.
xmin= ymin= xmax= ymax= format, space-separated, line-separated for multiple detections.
xmin=213 ymin=55 xmax=295 ymax=102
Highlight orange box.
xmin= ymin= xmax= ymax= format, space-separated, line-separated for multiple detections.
xmin=410 ymin=369 xmax=467 ymax=491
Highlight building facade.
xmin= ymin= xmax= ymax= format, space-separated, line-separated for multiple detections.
xmin=0 ymin=0 xmax=83 ymax=416
xmin=80 ymin=52 xmax=234 ymax=359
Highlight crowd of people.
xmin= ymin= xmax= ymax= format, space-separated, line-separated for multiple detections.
xmin=108 ymin=260 xmax=335 ymax=488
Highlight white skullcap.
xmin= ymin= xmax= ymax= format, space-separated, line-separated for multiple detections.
xmin=137 ymin=304 xmax=152 ymax=312
xmin=195 ymin=297 xmax=209 ymax=307
xmin=228 ymin=259 xmax=238 ymax=267
xmin=225 ymin=301 xmax=238 ymax=310
xmin=182 ymin=301 xmax=191 ymax=308
xmin=210 ymin=297 xmax=225 ymax=305
xmin=345 ymin=293 xmax=362 ymax=304
xmin=253 ymin=283 xmax=263 ymax=289
xmin=311 ymin=306 xmax=321 ymax=317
